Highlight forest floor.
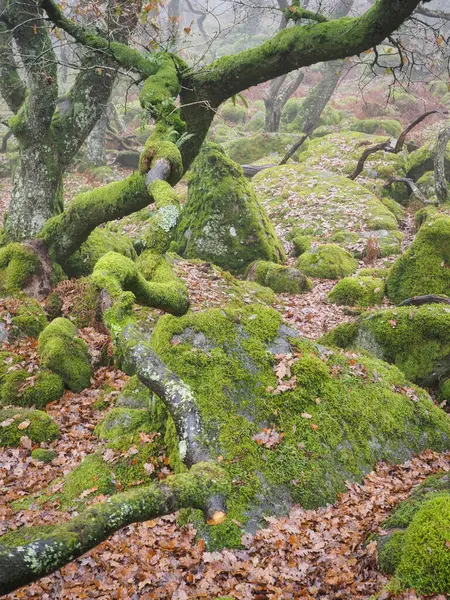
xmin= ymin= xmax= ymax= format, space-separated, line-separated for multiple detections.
xmin=0 ymin=109 xmax=449 ymax=599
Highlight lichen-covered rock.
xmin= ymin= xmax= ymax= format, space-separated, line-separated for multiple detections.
xmin=174 ymin=144 xmax=285 ymax=274
xmin=1 ymin=369 xmax=64 ymax=408
xmin=38 ymin=318 xmax=91 ymax=392
xmin=386 ymin=214 xmax=450 ymax=303
xmin=246 ymin=261 xmax=311 ymax=294
xmin=322 ymin=304 xmax=450 ymax=388
xmin=377 ymin=473 xmax=450 ymax=595
xmin=225 ymin=133 xmax=306 ymax=165
xmin=296 ymin=244 xmax=358 ymax=279
xmin=252 ymin=166 xmax=399 ymax=250
xmin=327 ymin=276 xmax=385 ymax=307
xmin=64 ymin=227 xmax=137 ymax=277
xmin=150 ymin=305 xmax=450 ymax=549
xmin=0 ymin=407 xmax=59 ymax=447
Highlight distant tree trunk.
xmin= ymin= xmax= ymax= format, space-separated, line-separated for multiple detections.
xmin=86 ymin=109 xmax=108 ymax=166
xmin=435 ymin=123 xmax=450 ymax=203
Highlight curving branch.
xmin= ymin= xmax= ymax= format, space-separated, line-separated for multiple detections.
xmin=349 ymin=140 xmax=393 ymax=180
xmin=394 ymin=110 xmax=446 ymax=153
xmin=0 ymin=462 xmax=228 ymax=596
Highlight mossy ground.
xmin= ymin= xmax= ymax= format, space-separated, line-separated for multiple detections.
xmin=0 ymin=407 xmax=59 ymax=447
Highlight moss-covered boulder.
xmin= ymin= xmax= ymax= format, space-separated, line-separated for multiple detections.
xmin=115 ymin=375 xmax=152 ymax=409
xmin=407 ymin=140 xmax=450 ymax=181
xmin=349 ymin=118 xmax=402 ymax=138
xmin=149 ymin=305 xmax=450 ymax=548
xmin=386 ymin=214 xmax=450 ymax=303
xmin=174 ymin=145 xmax=285 ymax=274
xmin=31 ymin=448 xmax=57 ymax=463
xmin=220 ymin=103 xmax=247 ymax=124
xmin=296 ymin=244 xmax=358 ymax=279
xmin=377 ymin=472 xmax=450 ymax=595
xmin=225 ymin=132 xmax=305 ymax=165
xmin=252 ymin=166 xmax=399 ymax=249
xmin=38 ymin=318 xmax=91 ymax=392
xmin=246 ymin=261 xmax=311 ymax=294
xmin=327 ymin=276 xmax=385 ymax=307
xmin=0 ymin=243 xmax=40 ymax=296
xmin=1 ymin=369 xmax=64 ymax=408
xmin=322 ymin=304 xmax=450 ymax=387
xmin=0 ymin=407 xmax=59 ymax=447
xmin=59 ymin=454 xmax=116 ymax=508
xmin=64 ymin=227 xmax=137 ymax=277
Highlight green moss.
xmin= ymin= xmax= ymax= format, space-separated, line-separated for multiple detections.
xmin=253 ymin=166 xmax=398 ymax=248
xmin=31 ymin=448 xmax=57 ymax=463
xmin=64 ymin=227 xmax=137 ymax=277
xmin=94 ymin=408 xmax=151 ymax=441
xmin=116 ymin=375 xmax=151 ymax=409
xmin=357 ymin=267 xmax=389 ymax=279
xmin=1 ymin=369 xmax=64 ymax=408
xmin=38 ymin=318 xmax=91 ymax=392
xmin=247 ymin=261 xmax=312 ymax=294
xmin=149 ymin=304 xmax=450 ymax=549
xmin=0 ymin=407 xmax=59 ymax=447
xmin=428 ymin=80 xmax=448 ymax=98
xmin=0 ymin=243 xmax=40 ymax=295
xmin=327 ymin=276 xmax=384 ymax=307
xmin=407 ymin=141 xmax=450 ymax=180
xmin=174 ymin=144 xmax=285 ymax=274
xmin=2 ymin=297 xmax=47 ymax=340
xmin=350 ymin=119 xmax=402 ymax=138
xmin=225 ymin=132 xmax=305 ymax=165
xmin=338 ymin=304 xmax=450 ymax=387
xmin=246 ymin=113 xmax=264 ymax=132
xmin=386 ymin=215 xmax=450 ymax=304
xmin=291 ymin=233 xmax=312 ymax=256
xmin=60 ymin=454 xmax=115 ymax=508
xmin=320 ymin=322 xmax=359 ymax=348
xmin=377 ymin=530 xmax=406 ymax=575
xmin=440 ymin=379 xmax=450 ymax=402
xmin=394 ymin=496 xmax=450 ymax=594
xmin=220 ymin=104 xmax=247 ymax=123
xmin=296 ymin=244 xmax=358 ymax=279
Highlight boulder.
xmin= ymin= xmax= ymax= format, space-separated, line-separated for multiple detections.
xmin=174 ymin=144 xmax=285 ymax=274
xmin=149 ymin=304 xmax=450 ymax=549
xmin=296 ymin=244 xmax=358 ymax=279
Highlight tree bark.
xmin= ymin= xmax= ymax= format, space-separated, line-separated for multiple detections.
xmin=86 ymin=110 xmax=108 ymax=167
xmin=435 ymin=123 xmax=450 ymax=204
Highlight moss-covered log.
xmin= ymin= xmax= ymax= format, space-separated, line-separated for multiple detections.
xmin=0 ymin=462 xmax=229 ymax=596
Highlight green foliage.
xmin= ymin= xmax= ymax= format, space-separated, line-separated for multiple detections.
xmin=174 ymin=144 xmax=285 ymax=274
xmin=1 ymin=369 xmax=64 ymax=409
xmin=296 ymin=244 xmax=358 ymax=279
xmin=0 ymin=407 xmax=59 ymax=447
xmin=38 ymin=318 xmax=91 ymax=393
xmin=327 ymin=276 xmax=385 ymax=307
xmin=247 ymin=260 xmax=312 ymax=294
xmin=386 ymin=214 xmax=450 ymax=304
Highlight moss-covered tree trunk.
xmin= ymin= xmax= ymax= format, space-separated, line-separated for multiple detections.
xmin=5 ymin=142 xmax=63 ymax=240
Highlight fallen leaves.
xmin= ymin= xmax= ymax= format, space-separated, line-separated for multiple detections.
xmin=252 ymin=427 xmax=284 ymax=448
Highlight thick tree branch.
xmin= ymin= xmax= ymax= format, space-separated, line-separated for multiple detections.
xmin=192 ymin=0 xmax=423 ymax=103
xmin=434 ymin=123 xmax=450 ymax=204
xmin=416 ymin=6 xmax=450 ymax=21
xmin=394 ymin=110 xmax=445 ymax=153
xmin=349 ymin=140 xmax=392 ymax=180
xmin=0 ymin=462 xmax=229 ymax=596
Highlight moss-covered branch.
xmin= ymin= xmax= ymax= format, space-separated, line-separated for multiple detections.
xmin=191 ymin=0 xmax=422 ymax=103
xmin=0 ymin=462 xmax=229 ymax=596
xmin=0 ymin=22 xmax=26 ymax=113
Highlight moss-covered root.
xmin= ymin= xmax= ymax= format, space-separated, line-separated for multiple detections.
xmin=38 ymin=318 xmax=91 ymax=393
xmin=121 ymin=325 xmax=209 ymax=468
xmin=0 ymin=461 xmax=229 ymax=596
xmin=92 ymin=251 xmax=189 ymax=316
xmin=246 ymin=260 xmax=312 ymax=294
